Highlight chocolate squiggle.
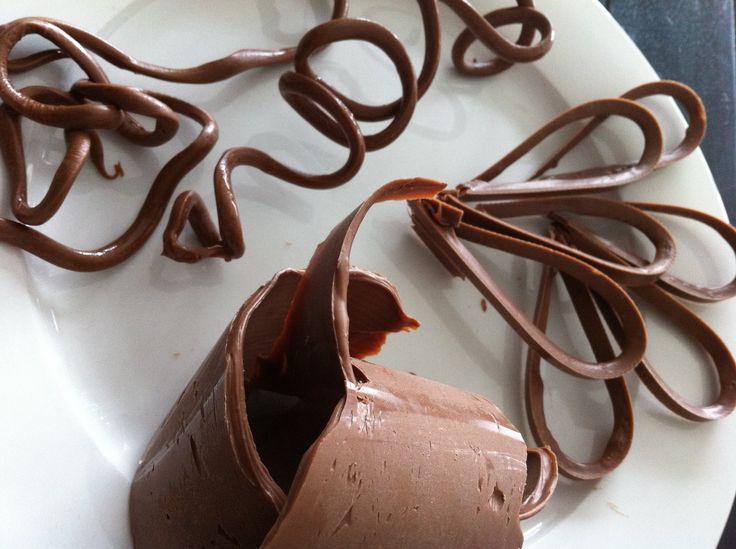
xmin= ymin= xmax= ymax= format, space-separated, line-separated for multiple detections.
xmin=0 ymin=1 xmax=554 ymax=270
xmin=162 ymin=0 xmax=554 ymax=263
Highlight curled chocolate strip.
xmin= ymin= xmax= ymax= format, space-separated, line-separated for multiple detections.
xmin=531 ymin=80 xmax=706 ymax=177
xmin=131 ymin=179 xmax=556 ymax=547
xmin=0 ymin=89 xmax=217 ymax=271
xmin=458 ymin=98 xmax=663 ymax=199
xmin=558 ymin=217 xmax=736 ymax=421
xmin=408 ymin=197 xmax=647 ymax=380
xmin=441 ymin=192 xmax=676 ymax=287
xmin=556 ymin=202 xmax=736 ymax=303
xmin=457 ymin=81 xmax=707 ymax=199
xmin=525 ymin=248 xmax=634 ymax=481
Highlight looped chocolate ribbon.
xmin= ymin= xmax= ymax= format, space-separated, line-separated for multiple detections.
xmin=408 ymin=197 xmax=647 ymax=380
xmin=458 ymin=80 xmax=705 ymax=199
xmin=409 ymin=80 xmax=736 ymax=480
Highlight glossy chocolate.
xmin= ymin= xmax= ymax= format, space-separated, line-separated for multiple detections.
xmin=130 ymin=180 xmax=557 ymax=548
xmin=0 ymin=2 xmax=554 ymax=270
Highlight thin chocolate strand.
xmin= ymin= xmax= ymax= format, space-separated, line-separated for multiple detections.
xmin=317 ymin=0 xmax=553 ymax=123
xmin=0 ymin=92 xmax=218 ymax=271
xmin=1 ymin=4 xmax=348 ymax=83
xmin=163 ymin=19 xmax=418 ymax=262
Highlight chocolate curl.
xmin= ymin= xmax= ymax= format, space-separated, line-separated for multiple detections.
xmin=450 ymin=0 xmax=553 ymax=76
xmin=445 ymin=192 xmax=676 ymax=287
xmin=558 ymin=216 xmax=736 ymax=421
xmin=457 ymin=81 xmax=707 ymax=200
xmin=132 ymin=179 xmax=557 ymax=548
xmin=524 ymin=245 xmax=634 ymax=481
xmin=556 ymin=202 xmax=736 ymax=303
xmin=129 ymin=267 xmax=426 ymax=548
xmin=0 ymin=91 xmax=218 ymax=271
xmin=457 ymin=97 xmax=663 ymax=199
xmin=0 ymin=87 xmax=121 ymax=226
xmin=531 ymin=80 xmax=706 ymax=176
xmin=408 ymin=197 xmax=646 ymax=380
xmin=163 ymin=18 xmax=419 ymax=262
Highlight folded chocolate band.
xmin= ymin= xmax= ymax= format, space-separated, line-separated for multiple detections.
xmin=525 ymin=251 xmax=634 ymax=480
xmin=457 ymin=81 xmax=705 ymax=199
xmin=131 ymin=179 xmax=557 ymax=548
xmin=408 ymin=197 xmax=647 ymax=380
xmin=557 ymin=217 xmax=736 ymax=422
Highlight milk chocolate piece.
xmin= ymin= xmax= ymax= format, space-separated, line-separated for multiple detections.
xmin=458 ymin=81 xmax=705 ymax=199
xmin=556 ymin=217 xmax=736 ymax=421
xmin=524 ymin=231 xmax=634 ymax=480
xmin=0 ymin=3 xmax=555 ymax=270
xmin=130 ymin=179 xmax=557 ymax=548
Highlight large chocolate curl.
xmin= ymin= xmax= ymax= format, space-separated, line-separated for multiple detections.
xmin=130 ymin=179 xmax=557 ymax=548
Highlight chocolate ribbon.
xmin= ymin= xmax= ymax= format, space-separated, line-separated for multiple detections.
xmin=131 ymin=179 xmax=557 ymax=548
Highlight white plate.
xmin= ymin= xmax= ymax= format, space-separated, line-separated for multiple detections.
xmin=1 ymin=1 xmax=735 ymax=547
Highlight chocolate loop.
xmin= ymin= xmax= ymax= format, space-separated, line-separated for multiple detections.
xmin=458 ymin=98 xmax=663 ymax=199
xmin=0 ymin=93 xmax=218 ymax=271
xmin=409 ymin=198 xmax=647 ymax=380
xmin=0 ymin=19 xmax=122 ymax=129
xmin=162 ymin=70 xmax=367 ymax=263
xmin=558 ymin=220 xmax=736 ymax=421
xmin=531 ymin=80 xmax=706 ymax=178
xmin=525 ymin=260 xmax=635 ymax=480
xmin=451 ymin=3 xmax=553 ymax=76
xmin=445 ymin=193 xmax=676 ymax=287
xmin=519 ymin=445 xmax=558 ymax=519
xmin=70 ymin=80 xmax=179 ymax=147
xmin=293 ymin=17 xmax=418 ymax=149
xmin=607 ymin=203 xmax=736 ymax=303
xmin=0 ymin=86 xmax=120 ymax=226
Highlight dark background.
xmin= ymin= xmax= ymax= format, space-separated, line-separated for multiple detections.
xmin=601 ymin=1 xmax=736 ymax=546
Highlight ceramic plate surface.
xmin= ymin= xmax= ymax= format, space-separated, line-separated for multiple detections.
xmin=1 ymin=1 xmax=734 ymax=547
